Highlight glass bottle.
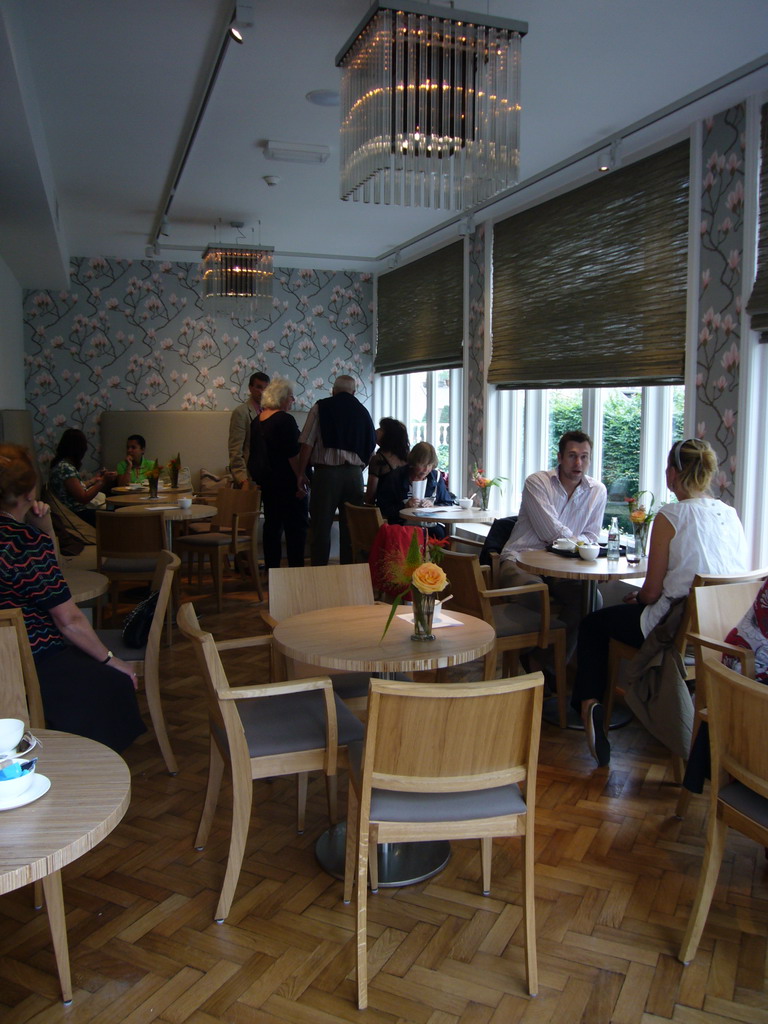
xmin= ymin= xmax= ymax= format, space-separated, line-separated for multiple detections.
xmin=607 ymin=515 xmax=620 ymax=562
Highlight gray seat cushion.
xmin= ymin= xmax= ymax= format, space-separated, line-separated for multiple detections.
xmin=95 ymin=627 xmax=147 ymax=661
xmin=719 ymin=780 xmax=768 ymax=828
xmin=101 ymin=556 xmax=158 ymax=573
xmin=492 ymin=602 xmax=566 ymax=638
xmin=370 ymin=783 xmax=527 ymax=822
xmin=236 ymin=689 xmax=363 ymax=757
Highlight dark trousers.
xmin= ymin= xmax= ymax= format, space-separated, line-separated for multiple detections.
xmin=261 ymin=486 xmax=309 ymax=569
xmin=309 ymin=464 xmax=364 ymax=565
xmin=570 ymin=602 xmax=645 ymax=712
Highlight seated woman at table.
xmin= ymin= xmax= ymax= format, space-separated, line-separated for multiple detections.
xmin=572 ymin=438 xmax=748 ymax=767
xmin=115 ymin=434 xmax=154 ymax=486
xmin=248 ymin=377 xmax=308 ymax=569
xmin=48 ymin=427 xmax=114 ymax=526
xmin=364 ymin=417 xmax=410 ymax=504
xmin=0 ymin=444 xmax=145 ymax=753
xmin=376 ymin=441 xmax=454 ymax=539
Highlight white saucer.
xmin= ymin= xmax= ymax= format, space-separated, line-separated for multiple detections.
xmin=0 ymin=773 xmax=51 ymax=811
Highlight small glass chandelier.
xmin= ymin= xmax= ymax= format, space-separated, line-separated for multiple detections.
xmin=202 ymin=242 xmax=274 ymax=319
xmin=335 ymin=1 xmax=527 ymax=210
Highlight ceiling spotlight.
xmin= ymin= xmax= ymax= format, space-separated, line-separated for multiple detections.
xmin=306 ymin=89 xmax=340 ymax=108
xmin=263 ymin=175 xmax=281 ymax=187
xmin=264 ymin=140 xmax=330 ymax=164
xmin=228 ymin=1 xmax=254 ymax=43
xmin=598 ymin=140 xmax=622 ymax=173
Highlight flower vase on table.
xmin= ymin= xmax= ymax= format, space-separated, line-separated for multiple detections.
xmin=411 ymin=589 xmax=436 ymax=641
xmin=148 ymin=477 xmax=159 ymax=499
xmin=630 ymin=521 xmax=649 ymax=561
xmin=472 ymin=465 xmax=505 ymax=513
xmin=168 ymin=452 xmax=181 ymax=489
xmin=626 ymin=490 xmax=657 ymax=565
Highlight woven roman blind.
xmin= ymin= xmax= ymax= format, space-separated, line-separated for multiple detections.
xmin=376 ymin=241 xmax=464 ymax=374
xmin=490 ymin=141 xmax=690 ymax=389
xmin=746 ymin=103 xmax=768 ymax=341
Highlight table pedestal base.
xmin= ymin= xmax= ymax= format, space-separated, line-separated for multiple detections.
xmin=315 ymin=822 xmax=451 ymax=887
xmin=542 ymin=696 xmax=633 ymax=730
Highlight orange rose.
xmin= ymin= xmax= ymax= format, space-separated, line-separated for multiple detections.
xmin=629 ymin=507 xmax=647 ymax=523
xmin=411 ymin=562 xmax=448 ymax=595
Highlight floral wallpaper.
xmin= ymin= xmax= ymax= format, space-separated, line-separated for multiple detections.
xmin=466 ymin=224 xmax=486 ymax=490
xmin=23 ymin=258 xmax=374 ymax=473
xmin=695 ymin=104 xmax=745 ymax=502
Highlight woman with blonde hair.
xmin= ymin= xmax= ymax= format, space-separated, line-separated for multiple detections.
xmin=0 ymin=444 xmax=145 ymax=752
xmin=572 ymin=438 xmax=748 ymax=766
xmin=248 ymin=377 xmax=308 ymax=568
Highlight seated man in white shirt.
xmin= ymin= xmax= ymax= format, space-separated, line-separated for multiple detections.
xmin=499 ymin=431 xmax=607 ymax=660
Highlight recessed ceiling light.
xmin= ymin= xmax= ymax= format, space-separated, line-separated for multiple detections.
xmin=306 ymin=89 xmax=340 ymax=107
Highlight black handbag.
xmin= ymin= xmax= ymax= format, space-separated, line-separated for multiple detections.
xmin=122 ymin=591 xmax=159 ymax=649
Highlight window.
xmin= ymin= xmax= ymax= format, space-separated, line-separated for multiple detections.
xmin=373 ymin=368 xmax=463 ymax=486
xmin=488 ymin=383 xmax=684 ymax=528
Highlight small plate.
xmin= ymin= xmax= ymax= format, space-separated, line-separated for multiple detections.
xmin=0 ymin=773 xmax=50 ymax=811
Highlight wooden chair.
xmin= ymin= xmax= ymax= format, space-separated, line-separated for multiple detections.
xmin=263 ymin=563 xmax=377 ymax=712
xmin=0 ymin=608 xmax=76 ymax=1001
xmin=344 ymin=502 xmax=384 ymax=564
xmin=674 ymin=576 xmax=767 ymax=817
xmin=0 ymin=607 xmax=44 ymax=729
xmin=678 ymin=659 xmax=768 ymax=964
xmin=95 ymin=509 xmax=166 ymax=623
xmin=175 ymin=486 xmax=263 ymax=611
xmin=440 ymin=549 xmax=569 ymax=727
xmin=94 ymin=551 xmax=181 ymax=774
xmin=343 ymin=673 xmax=544 ymax=1008
xmin=176 ymin=601 xmax=364 ymax=923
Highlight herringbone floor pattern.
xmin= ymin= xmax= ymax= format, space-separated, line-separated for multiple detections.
xmin=1 ymin=573 xmax=767 ymax=1023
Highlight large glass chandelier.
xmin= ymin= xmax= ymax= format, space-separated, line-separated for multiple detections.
xmin=201 ymin=245 xmax=274 ymax=318
xmin=335 ymin=2 xmax=527 ymax=210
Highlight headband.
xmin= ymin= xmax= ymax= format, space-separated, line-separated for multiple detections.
xmin=672 ymin=438 xmax=698 ymax=470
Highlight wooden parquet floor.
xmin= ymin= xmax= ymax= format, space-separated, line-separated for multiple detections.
xmin=1 ymin=573 xmax=767 ymax=1023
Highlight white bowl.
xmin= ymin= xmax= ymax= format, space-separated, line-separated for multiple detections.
xmin=577 ymin=544 xmax=600 ymax=561
xmin=178 ymin=497 xmax=192 ymax=509
xmin=0 ymin=718 xmax=24 ymax=754
xmin=457 ymin=498 xmax=473 ymax=510
xmin=0 ymin=757 xmax=36 ymax=799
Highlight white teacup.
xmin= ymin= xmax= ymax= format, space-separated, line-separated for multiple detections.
xmin=577 ymin=543 xmax=600 ymax=561
xmin=457 ymin=497 xmax=473 ymax=509
xmin=178 ymin=496 xmax=192 ymax=509
xmin=0 ymin=757 xmax=36 ymax=799
xmin=553 ymin=537 xmax=576 ymax=552
xmin=0 ymin=718 xmax=24 ymax=754
xmin=411 ymin=479 xmax=427 ymax=500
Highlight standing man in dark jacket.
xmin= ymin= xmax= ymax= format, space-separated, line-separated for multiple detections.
xmin=297 ymin=375 xmax=376 ymax=564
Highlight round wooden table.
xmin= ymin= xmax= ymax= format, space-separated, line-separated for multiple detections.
xmin=0 ymin=730 xmax=130 ymax=1003
xmin=273 ymin=604 xmax=496 ymax=886
xmin=108 ymin=489 xmax=195 ymax=508
xmin=400 ymin=506 xmax=496 ymax=529
xmin=515 ymin=548 xmax=645 ymax=615
xmin=113 ymin=502 xmax=215 ymax=549
xmin=273 ymin=603 xmax=495 ymax=675
xmin=61 ymin=567 xmax=109 ymax=605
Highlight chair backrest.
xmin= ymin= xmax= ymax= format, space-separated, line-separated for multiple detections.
xmin=344 ymin=503 xmax=384 ymax=563
xmin=0 ymin=607 xmax=44 ymax=728
xmin=210 ymin=486 xmax=261 ymax=532
xmin=692 ymin=581 xmax=763 ymax=667
xmin=693 ymin=567 xmax=768 ymax=587
xmin=705 ymin=658 xmax=768 ymax=803
xmin=363 ymin=675 xmax=544 ymax=796
xmin=440 ymin=550 xmax=492 ymax=625
xmin=268 ymin=564 xmax=375 ymax=621
xmin=144 ymin=550 xmax=180 ymax=660
xmin=96 ymin=509 xmax=166 ymax=561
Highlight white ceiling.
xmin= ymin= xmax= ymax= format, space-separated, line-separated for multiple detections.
xmin=2 ymin=0 xmax=768 ymax=290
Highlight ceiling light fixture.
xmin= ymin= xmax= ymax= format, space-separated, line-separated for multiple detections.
xmin=228 ymin=1 xmax=254 ymax=43
xmin=597 ymin=140 xmax=622 ymax=172
xmin=264 ymin=140 xmax=330 ymax=164
xmin=202 ymin=222 xmax=274 ymax=319
xmin=335 ymin=1 xmax=527 ymax=210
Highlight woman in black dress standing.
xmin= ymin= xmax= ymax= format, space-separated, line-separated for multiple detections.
xmin=248 ymin=378 xmax=308 ymax=569
xmin=364 ymin=417 xmax=410 ymax=504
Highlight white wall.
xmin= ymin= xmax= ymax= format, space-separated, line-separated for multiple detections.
xmin=0 ymin=257 xmax=26 ymax=407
